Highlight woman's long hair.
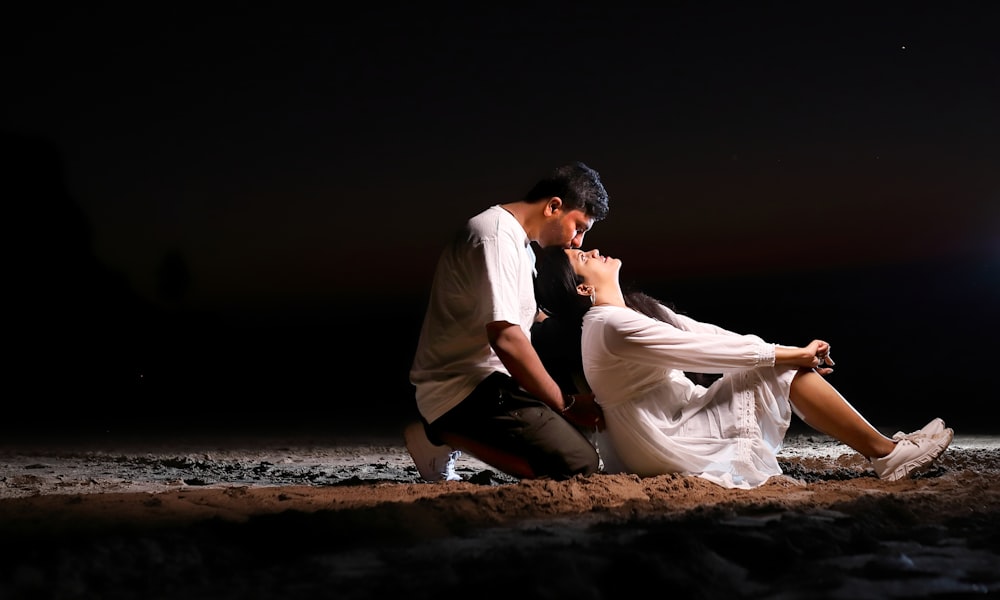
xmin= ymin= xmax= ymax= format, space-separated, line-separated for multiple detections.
xmin=532 ymin=245 xmax=592 ymax=394
xmin=533 ymin=245 xmax=591 ymax=325
xmin=533 ymin=245 xmax=718 ymax=387
xmin=533 ymin=245 xmax=678 ymax=326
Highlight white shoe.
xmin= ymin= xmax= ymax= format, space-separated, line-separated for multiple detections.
xmin=892 ymin=417 xmax=946 ymax=441
xmin=404 ymin=421 xmax=462 ymax=482
xmin=872 ymin=426 xmax=954 ymax=481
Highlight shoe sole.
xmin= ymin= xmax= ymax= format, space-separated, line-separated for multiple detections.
xmin=883 ymin=429 xmax=954 ymax=482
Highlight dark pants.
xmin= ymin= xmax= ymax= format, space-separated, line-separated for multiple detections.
xmin=426 ymin=372 xmax=600 ymax=480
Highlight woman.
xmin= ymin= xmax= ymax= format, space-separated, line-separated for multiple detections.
xmin=532 ymin=246 xmax=953 ymax=489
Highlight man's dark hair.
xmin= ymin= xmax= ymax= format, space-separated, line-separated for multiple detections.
xmin=523 ymin=161 xmax=610 ymax=221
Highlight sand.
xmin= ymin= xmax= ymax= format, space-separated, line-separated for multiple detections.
xmin=1 ymin=430 xmax=998 ymax=599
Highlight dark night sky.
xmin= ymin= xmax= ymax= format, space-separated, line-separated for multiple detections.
xmin=4 ymin=4 xmax=998 ymax=437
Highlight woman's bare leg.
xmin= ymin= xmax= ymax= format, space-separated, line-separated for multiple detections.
xmin=788 ymin=368 xmax=896 ymax=459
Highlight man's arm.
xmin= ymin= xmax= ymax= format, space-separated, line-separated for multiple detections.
xmin=487 ymin=321 xmax=604 ymax=429
xmin=487 ymin=320 xmax=564 ymax=409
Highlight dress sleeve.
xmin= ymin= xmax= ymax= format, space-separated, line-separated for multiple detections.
xmin=600 ymin=307 xmax=775 ymax=374
xmin=661 ymin=304 xmax=742 ymax=337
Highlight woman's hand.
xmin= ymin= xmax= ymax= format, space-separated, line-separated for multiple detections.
xmin=804 ymin=339 xmax=835 ymax=375
xmin=776 ymin=340 xmax=835 ymax=375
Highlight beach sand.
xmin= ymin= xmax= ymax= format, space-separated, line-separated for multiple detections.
xmin=1 ymin=430 xmax=998 ymax=599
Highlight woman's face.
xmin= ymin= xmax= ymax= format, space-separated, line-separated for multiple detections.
xmin=563 ymin=248 xmax=621 ymax=286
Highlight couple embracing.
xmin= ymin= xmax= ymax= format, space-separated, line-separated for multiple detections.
xmin=405 ymin=162 xmax=952 ymax=489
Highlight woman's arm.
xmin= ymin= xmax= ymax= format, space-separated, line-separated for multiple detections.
xmin=600 ymin=308 xmax=773 ymax=374
xmin=775 ymin=340 xmax=834 ymax=374
xmin=659 ymin=305 xmax=833 ymax=373
xmin=661 ymin=304 xmax=742 ymax=337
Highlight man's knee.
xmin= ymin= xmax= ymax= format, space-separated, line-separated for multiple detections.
xmin=559 ymin=442 xmax=600 ymax=478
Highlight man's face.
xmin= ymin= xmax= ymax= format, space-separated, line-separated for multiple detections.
xmin=539 ymin=208 xmax=594 ymax=249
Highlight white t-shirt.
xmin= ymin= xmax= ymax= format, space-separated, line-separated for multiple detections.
xmin=582 ymin=304 xmax=798 ymax=489
xmin=410 ymin=206 xmax=538 ymax=423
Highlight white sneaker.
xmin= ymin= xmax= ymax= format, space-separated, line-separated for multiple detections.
xmin=892 ymin=417 xmax=946 ymax=441
xmin=871 ymin=426 xmax=954 ymax=481
xmin=404 ymin=421 xmax=462 ymax=482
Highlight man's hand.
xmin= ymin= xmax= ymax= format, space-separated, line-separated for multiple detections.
xmin=561 ymin=392 xmax=605 ymax=432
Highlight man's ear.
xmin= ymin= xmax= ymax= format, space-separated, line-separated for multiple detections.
xmin=545 ymin=197 xmax=563 ymax=216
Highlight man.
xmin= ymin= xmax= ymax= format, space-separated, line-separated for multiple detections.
xmin=406 ymin=162 xmax=610 ymax=481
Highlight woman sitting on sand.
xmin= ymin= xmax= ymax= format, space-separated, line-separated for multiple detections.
xmin=532 ymin=246 xmax=954 ymax=489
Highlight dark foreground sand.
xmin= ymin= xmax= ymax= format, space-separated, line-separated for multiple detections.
xmin=1 ymin=431 xmax=998 ymax=599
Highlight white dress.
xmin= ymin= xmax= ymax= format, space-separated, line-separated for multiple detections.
xmin=582 ymin=304 xmax=799 ymax=489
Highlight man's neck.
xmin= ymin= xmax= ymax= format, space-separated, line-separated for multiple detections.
xmin=498 ymin=201 xmax=538 ymax=241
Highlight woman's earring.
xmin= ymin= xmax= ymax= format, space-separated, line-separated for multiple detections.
xmin=589 ymin=287 xmax=596 ymax=305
